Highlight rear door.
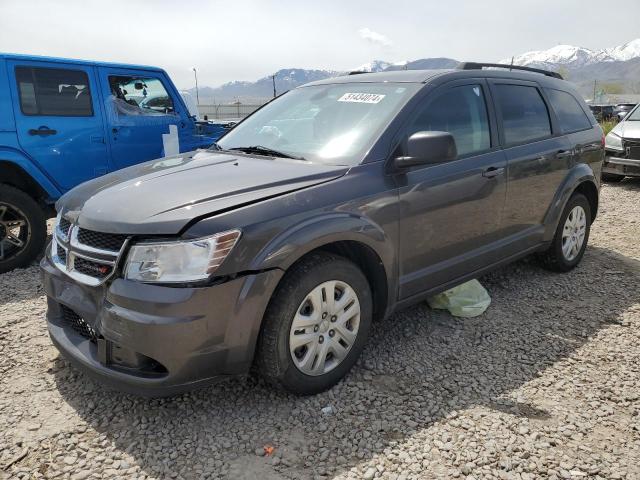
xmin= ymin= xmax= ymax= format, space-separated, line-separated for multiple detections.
xmin=489 ymin=80 xmax=572 ymax=253
xmin=396 ymin=80 xmax=508 ymax=298
xmin=544 ymin=88 xmax=602 ymax=169
xmin=97 ymin=67 xmax=186 ymax=169
xmin=8 ymin=61 xmax=110 ymax=191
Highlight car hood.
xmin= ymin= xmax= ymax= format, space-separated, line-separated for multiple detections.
xmin=611 ymin=120 xmax=640 ymax=139
xmin=59 ymin=150 xmax=348 ymax=235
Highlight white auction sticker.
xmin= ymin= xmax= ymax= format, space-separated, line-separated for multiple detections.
xmin=338 ymin=92 xmax=386 ymax=104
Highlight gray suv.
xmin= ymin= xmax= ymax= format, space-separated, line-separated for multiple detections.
xmin=41 ymin=63 xmax=604 ymax=396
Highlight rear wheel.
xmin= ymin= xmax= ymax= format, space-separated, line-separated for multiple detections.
xmin=256 ymin=252 xmax=372 ymax=395
xmin=538 ymin=193 xmax=591 ymax=272
xmin=0 ymin=185 xmax=47 ymax=274
xmin=602 ymin=172 xmax=625 ymax=183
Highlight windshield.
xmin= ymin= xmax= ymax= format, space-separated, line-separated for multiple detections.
xmin=626 ymin=105 xmax=640 ymax=121
xmin=216 ymin=83 xmax=420 ymax=165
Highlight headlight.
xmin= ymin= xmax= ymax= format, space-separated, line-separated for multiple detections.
xmin=605 ymin=132 xmax=623 ymax=151
xmin=124 ymin=229 xmax=241 ymax=283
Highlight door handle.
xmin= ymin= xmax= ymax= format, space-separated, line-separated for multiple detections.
xmin=482 ymin=166 xmax=505 ymax=178
xmin=28 ymin=126 xmax=57 ymax=136
xmin=556 ymin=150 xmax=573 ymax=159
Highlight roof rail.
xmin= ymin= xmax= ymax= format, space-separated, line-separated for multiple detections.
xmin=458 ymin=62 xmax=563 ymax=80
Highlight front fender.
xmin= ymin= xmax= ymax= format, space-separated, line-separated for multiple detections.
xmin=0 ymin=146 xmax=62 ymax=201
xmin=250 ymin=212 xmax=395 ymax=274
xmin=543 ymin=163 xmax=598 ymax=242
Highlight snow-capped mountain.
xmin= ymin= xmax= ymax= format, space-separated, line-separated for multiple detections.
xmin=503 ymin=38 xmax=640 ymax=67
xmin=352 ymin=60 xmax=412 ymax=72
xmin=601 ymin=39 xmax=640 ymax=62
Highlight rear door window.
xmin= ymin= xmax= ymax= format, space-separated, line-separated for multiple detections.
xmin=408 ymin=84 xmax=491 ymax=157
xmin=15 ymin=66 xmax=93 ymax=116
xmin=494 ymin=84 xmax=551 ymax=145
xmin=545 ymin=89 xmax=592 ymax=133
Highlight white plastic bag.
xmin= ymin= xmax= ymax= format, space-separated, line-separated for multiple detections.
xmin=427 ymin=279 xmax=491 ymax=318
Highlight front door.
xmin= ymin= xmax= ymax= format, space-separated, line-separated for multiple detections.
xmin=97 ymin=67 xmax=184 ymax=169
xmin=9 ymin=61 xmax=109 ymax=191
xmin=396 ymin=80 xmax=507 ymax=298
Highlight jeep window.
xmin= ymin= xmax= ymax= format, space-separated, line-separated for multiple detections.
xmin=217 ymin=83 xmax=421 ymax=165
xmin=408 ymin=84 xmax=491 ymax=157
xmin=15 ymin=66 xmax=93 ymax=116
xmin=495 ymin=84 xmax=552 ymax=145
xmin=108 ymin=76 xmax=175 ymax=116
xmin=545 ymin=89 xmax=591 ymax=133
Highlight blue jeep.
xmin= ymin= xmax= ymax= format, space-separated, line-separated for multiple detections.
xmin=0 ymin=53 xmax=229 ymax=272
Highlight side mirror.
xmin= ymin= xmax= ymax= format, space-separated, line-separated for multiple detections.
xmin=393 ymin=131 xmax=457 ymax=170
xmin=134 ymin=82 xmax=144 ymax=90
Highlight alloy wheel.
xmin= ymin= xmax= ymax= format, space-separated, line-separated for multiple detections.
xmin=289 ymin=280 xmax=361 ymax=376
xmin=0 ymin=203 xmax=30 ymax=262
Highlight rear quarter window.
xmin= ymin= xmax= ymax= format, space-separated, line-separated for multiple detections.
xmin=15 ymin=66 xmax=93 ymax=117
xmin=545 ymin=89 xmax=592 ymax=133
xmin=494 ymin=84 xmax=551 ymax=145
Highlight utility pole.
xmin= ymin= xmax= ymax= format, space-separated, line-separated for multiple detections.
xmin=192 ymin=67 xmax=200 ymax=106
xmin=272 ymin=74 xmax=277 ymax=98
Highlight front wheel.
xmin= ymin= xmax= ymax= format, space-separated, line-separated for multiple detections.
xmin=0 ymin=185 xmax=47 ymax=274
xmin=538 ymin=193 xmax=591 ymax=272
xmin=256 ymin=252 xmax=372 ymax=395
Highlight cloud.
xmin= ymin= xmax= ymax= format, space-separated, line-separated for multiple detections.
xmin=358 ymin=27 xmax=393 ymax=47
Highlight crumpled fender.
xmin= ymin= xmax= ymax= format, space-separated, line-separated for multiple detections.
xmin=250 ymin=212 xmax=395 ymax=273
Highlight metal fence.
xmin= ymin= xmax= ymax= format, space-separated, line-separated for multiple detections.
xmin=198 ymin=103 xmax=266 ymax=120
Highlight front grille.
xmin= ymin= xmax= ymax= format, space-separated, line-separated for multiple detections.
xmin=624 ymin=139 xmax=640 ymax=160
xmin=73 ymin=256 xmax=113 ymax=279
xmin=58 ymin=217 xmax=72 ymax=237
xmin=77 ymin=228 xmax=128 ymax=252
xmin=60 ymin=305 xmax=98 ymax=342
xmin=56 ymin=244 xmax=67 ymax=264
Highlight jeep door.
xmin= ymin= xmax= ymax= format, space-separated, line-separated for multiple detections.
xmin=7 ymin=61 xmax=110 ymax=191
xmin=395 ymin=80 xmax=507 ymax=298
xmin=489 ymin=80 xmax=573 ymax=254
xmin=97 ymin=67 xmax=190 ymax=169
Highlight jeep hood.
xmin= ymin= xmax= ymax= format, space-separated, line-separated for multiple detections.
xmin=59 ymin=150 xmax=348 ymax=234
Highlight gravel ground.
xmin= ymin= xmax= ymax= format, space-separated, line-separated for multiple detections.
xmin=1 ymin=179 xmax=639 ymax=480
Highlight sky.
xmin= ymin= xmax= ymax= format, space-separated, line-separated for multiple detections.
xmin=1 ymin=0 xmax=639 ymax=90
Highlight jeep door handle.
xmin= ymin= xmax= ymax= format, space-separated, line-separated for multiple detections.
xmin=28 ymin=126 xmax=57 ymax=136
xmin=482 ymin=166 xmax=505 ymax=178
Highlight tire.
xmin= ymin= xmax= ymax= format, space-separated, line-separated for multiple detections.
xmin=256 ymin=252 xmax=372 ymax=395
xmin=0 ymin=184 xmax=47 ymax=274
xmin=538 ymin=193 xmax=591 ymax=272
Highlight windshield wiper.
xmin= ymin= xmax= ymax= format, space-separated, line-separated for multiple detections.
xmin=229 ymin=145 xmax=305 ymax=160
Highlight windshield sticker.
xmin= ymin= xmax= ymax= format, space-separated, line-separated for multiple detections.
xmin=338 ymin=93 xmax=386 ymax=104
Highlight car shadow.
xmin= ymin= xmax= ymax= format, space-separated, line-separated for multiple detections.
xmin=605 ymin=176 xmax=640 ymax=191
xmin=52 ymin=244 xmax=639 ymax=479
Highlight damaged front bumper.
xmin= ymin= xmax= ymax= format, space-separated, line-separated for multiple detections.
xmin=41 ymin=250 xmax=282 ymax=396
xmin=603 ymin=152 xmax=640 ymax=177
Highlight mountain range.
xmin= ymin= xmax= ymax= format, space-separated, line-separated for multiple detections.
xmin=189 ymin=39 xmax=640 ymax=104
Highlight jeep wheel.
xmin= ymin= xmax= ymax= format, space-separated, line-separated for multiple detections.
xmin=538 ymin=193 xmax=591 ymax=272
xmin=256 ymin=252 xmax=372 ymax=395
xmin=602 ymin=172 xmax=625 ymax=183
xmin=0 ymin=185 xmax=47 ymax=274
